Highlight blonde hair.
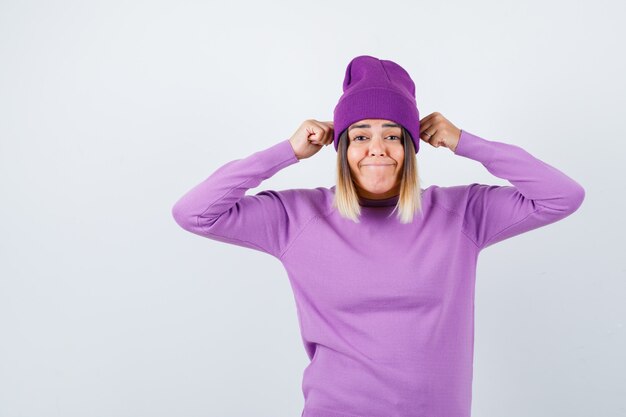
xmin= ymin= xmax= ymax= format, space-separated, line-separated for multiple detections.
xmin=331 ymin=126 xmax=423 ymax=224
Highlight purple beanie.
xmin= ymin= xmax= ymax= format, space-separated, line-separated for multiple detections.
xmin=333 ymin=55 xmax=421 ymax=153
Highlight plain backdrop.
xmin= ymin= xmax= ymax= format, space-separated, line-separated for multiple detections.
xmin=1 ymin=0 xmax=624 ymax=416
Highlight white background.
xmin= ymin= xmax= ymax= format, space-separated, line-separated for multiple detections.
xmin=1 ymin=0 xmax=624 ymax=416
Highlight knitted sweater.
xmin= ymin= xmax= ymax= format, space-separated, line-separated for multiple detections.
xmin=171 ymin=129 xmax=585 ymax=417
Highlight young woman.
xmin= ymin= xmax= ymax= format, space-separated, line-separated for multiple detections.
xmin=172 ymin=55 xmax=585 ymax=417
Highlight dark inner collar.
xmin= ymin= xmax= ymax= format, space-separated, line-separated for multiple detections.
xmin=358 ymin=193 xmax=400 ymax=207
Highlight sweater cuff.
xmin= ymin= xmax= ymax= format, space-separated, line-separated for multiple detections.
xmin=275 ymin=138 xmax=300 ymax=164
xmin=453 ymin=129 xmax=497 ymax=163
xmin=255 ymin=138 xmax=300 ymax=170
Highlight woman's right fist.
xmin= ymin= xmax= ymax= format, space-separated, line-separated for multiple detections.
xmin=289 ymin=119 xmax=334 ymax=160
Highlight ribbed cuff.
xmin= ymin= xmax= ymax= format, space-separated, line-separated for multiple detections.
xmin=453 ymin=129 xmax=497 ymax=163
xmin=248 ymin=138 xmax=300 ymax=174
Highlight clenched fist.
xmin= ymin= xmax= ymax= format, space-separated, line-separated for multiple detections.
xmin=419 ymin=112 xmax=462 ymax=153
xmin=289 ymin=119 xmax=334 ymax=160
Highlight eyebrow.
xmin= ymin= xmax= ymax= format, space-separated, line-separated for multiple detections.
xmin=349 ymin=123 xmax=401 ymax=131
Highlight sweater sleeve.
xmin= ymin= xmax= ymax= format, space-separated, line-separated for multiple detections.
xmin=451 ymin=129 xmax=586 ymax=250
xmin=171 ymin=139 xmax=301 ymax=259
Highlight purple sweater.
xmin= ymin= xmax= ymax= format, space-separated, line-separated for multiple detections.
xmin=171 ymin=129 xmax=585 ymax=417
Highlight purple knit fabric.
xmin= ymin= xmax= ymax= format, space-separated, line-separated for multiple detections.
xmin=172 ymin=129 xmax=585 ymax=417
xmin=333 ymin=55 xmax=421 ymax=153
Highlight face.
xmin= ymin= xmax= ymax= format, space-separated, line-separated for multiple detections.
xmin=347 ymin=118 xmax=405 ymax=199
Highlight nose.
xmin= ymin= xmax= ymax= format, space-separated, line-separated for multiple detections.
xmin=368 ymin=136 xmax=387 ymax=156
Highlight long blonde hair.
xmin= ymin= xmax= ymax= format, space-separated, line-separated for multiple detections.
xmin=331 ymin=126 xmax=423 ymax=223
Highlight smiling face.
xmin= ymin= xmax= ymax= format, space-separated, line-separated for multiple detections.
xmin=347 ymin=118 xmax=405 ymax=199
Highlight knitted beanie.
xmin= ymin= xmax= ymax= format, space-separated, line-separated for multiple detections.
xmin=333 ymin=55 xmax=421 ymax=153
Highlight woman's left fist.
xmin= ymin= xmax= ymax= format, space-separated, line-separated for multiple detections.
xmin=418 ymin=112 xmax=461 ymax=152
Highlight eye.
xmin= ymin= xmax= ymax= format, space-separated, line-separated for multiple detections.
xmin=352 ymin=135 xmax=401 ymax=142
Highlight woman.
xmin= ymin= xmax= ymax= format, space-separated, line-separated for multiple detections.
xmin=171 ymin=55 xmax=585 ymax=417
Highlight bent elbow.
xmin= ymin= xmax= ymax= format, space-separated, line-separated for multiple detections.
xmin=533 ymin=183 xmax=585 ymax=220
xmin=567 ymin=184 xmax=586 ymax=213
xmin=171 ymin=203 xmax=195 ymax=231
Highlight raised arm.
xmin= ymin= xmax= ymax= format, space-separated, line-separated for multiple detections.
xmin=172 ymin=119 xmax=335 ymax=259
xmin=171 ymin=139 xmax=301 ymax=259
xmin=440 ymin=129 xmax=585 ymax=250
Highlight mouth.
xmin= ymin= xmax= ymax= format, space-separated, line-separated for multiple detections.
xmin=361 ymin=164 xmax=395 ymax=167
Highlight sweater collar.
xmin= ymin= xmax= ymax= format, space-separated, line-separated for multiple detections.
xmin=358 ymin=193 xmax=400 ymax=207
xmin=329 ymin=186 xmax=400 ymax=207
